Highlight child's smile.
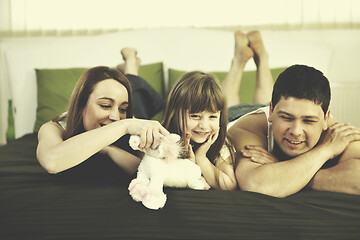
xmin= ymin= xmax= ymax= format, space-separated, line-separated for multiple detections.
xmin=184 ymin=111 xmax=220 ymax=144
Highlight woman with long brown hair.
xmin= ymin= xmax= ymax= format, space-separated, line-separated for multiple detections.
xmin=36 ymin=60 xmax=169 ymax=177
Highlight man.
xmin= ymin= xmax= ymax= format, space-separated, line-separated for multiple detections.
xmin=228 ymin=64 xmax=360 ymax=197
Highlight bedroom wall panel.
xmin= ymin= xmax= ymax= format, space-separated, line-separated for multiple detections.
xmin=1 ymin=28 xmax=359 ymax=144
xmin=0 ymin=0 xmax=359 ymax=36
xmin=330 ymin=83 xmax=360 ymax=127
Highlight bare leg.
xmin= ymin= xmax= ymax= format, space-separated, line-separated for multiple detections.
xmin=116 ymin=48 xmax=141 ymax=75
xmin=247 ymin=31 xmax=273 ymax=104
xmin=221 ymin=31 xmax=254 ymax=108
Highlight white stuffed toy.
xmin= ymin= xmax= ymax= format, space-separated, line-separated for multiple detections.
xmin=128 ymin=133 xmax=205 ymax=210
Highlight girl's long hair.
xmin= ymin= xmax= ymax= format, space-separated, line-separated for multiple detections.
xmin=54 ymin=66 xmax=133 ymax=140
xmin=162 ymin=71 xmax=234 ymax=165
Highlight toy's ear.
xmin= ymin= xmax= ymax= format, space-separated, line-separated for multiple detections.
xmin=129 ymin=135 xmax=141 ymax=150
xmin=170 ymin=133 xmax=181 ymax=143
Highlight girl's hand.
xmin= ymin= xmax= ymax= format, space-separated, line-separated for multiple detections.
xmin=185 ymin=134 xmax=196 ymax=162
xmin=201 ymin=176 xmax=211 ymax=190
xmin=194 ymin=129 xmax=219 ymax=160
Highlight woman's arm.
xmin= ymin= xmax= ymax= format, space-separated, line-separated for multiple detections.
xmin=36 ymin=118 xmax=169 ymax=174
xmin=100 ymin=145 xmax=142 ymax=175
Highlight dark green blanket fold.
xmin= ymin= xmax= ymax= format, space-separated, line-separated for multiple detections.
xmin=1 ymin=134 xmax=359 ymax=240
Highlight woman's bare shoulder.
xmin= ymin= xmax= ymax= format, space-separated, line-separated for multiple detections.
xmin=38 ymin=121 xmax=64 ymax=139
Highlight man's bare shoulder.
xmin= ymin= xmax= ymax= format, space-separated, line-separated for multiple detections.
xmin=228 ymin=112 xmax=268 ymax=151
xmin=228 ymin=112 xmax=268 ymax=136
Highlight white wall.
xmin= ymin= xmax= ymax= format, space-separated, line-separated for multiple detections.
xmin=0 ymin=0 xmax=359 ymax=144
xmin=0 ymin=0 xmax=359 ymax=35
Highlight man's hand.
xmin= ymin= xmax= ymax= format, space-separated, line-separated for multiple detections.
xmin=318 ymin=122 xmax=360 ymax=159
xmin=241 ymin=145 xmax=278 ymax=165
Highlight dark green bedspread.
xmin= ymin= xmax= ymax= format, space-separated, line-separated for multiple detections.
xmin=1 ymin=134 xmax=359 ymax=240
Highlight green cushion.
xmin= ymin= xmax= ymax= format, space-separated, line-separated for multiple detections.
xmin=168 ymin=67 xmax=287 ymax=104
xmin=138 ymin=62 xmax=165 ymax=98
xmin=33 ymin=62 xmax=164 ymax=132
xmin=6 ymin=100 xmax=15 ymax=143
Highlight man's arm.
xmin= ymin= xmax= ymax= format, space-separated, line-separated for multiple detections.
xmin=229 ymin=114 xmax=333 ymax=198
xmin=228 ymin=113 xmax=321 ymax=197
xmin=236 ymin=144 xmax=331 ymax=197
xmin=229 ymin=115 xmax=360 ymax=197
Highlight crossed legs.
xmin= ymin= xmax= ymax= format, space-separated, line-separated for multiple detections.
xmin=118 ymin=31 xmax=273 ymax=108
xmin=116 ymin=48 xmax=141 ymax=76
xmin=221 ymin=30 xmax=273 ymax=107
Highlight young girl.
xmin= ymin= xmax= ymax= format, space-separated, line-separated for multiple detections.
xmin=162 ymin=30 xmax=273 ymax=190
xmin=162 ymin=71 xmax=237 ymax=190
xmin=36 ymin=60 xmax=169 ymax=179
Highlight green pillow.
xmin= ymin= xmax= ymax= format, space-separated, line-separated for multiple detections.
xmin=33 ymin=62 xmax=164 ymax=132
xmin=138 ymin=62 xmax=165 ymax=98
xmin=168 ymin=67 xmax=286 ymax=104
xmin=6 ymin=100 xmax=15 ymax=143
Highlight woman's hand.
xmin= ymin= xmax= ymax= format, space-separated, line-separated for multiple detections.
xmin=124 ymin=118 xmax=170 ymax=150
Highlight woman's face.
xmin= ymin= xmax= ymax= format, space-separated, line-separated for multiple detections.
xmin=82 ymin=79 xmax=129 ymax=131
xmin=183 ymin=110 xmax=220 ymax=144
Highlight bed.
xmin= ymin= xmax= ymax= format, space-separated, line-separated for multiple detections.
xmin=1 ymin=28 xmax=359 ymax=239
xmin=1 ymin=133 xmax=360 ymax=239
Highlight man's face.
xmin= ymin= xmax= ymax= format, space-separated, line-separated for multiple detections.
xmin=269 ymin=97 xmax=329 ymax=158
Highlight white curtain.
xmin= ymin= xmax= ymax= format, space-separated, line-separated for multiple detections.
xmin=1 ymin=0 xmax=359 ymax=34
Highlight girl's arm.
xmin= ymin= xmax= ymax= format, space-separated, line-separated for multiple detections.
xmin=196 ymin=154 xmax=237 ymax=190
xmin=36 ymin=118 xmax=169 ymax=174
xmin=187 ymin=132 xmax=237 ymax=190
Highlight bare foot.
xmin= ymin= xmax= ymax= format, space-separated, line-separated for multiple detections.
xmin=247 ymin=31 xmax=269 ymax=66
xmin=221 ymin=31 xmax=253 ymax=107
xmin=247 ymin=31 xmax=273 ymax=104
xmin=116 ymin=47 xmax=141 ymax=75
xmin=234 ymin=30 xmax=254 ymax=67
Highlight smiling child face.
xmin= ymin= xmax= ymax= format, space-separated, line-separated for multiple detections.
xmin=183 ymin=110 xmax=220 ymax=144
